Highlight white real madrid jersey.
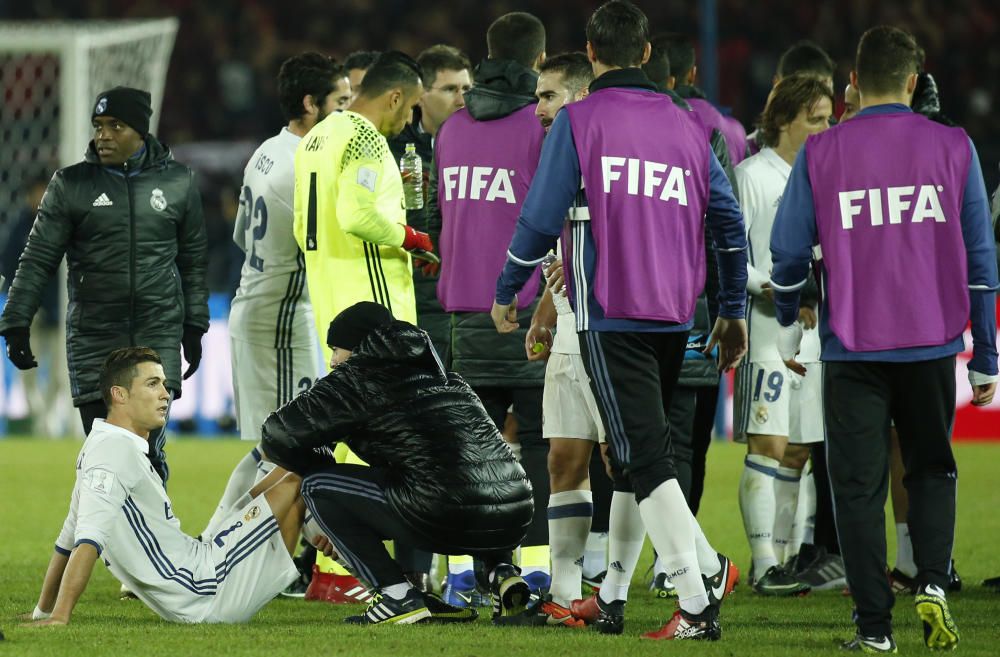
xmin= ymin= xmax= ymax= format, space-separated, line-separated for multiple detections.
xmin=55 ymin=420 xmax=216 ymax=623
xmin=734 ymin=148 xmax=820 ymax=363
xmin=230 ymin=128 xmax=316 ymax=347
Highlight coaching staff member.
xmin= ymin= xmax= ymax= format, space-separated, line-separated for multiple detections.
xmin=0 ymin=87 xmax=208 ymax=482
xmin=769 ymin=26 xmax=998 ymax=653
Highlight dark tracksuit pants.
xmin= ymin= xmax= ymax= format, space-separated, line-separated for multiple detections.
xmin=688 ymin=385 xmax=720 ymax=515
xmin=579 ymin=330 xmax=688 ymax=501
xmin=301 ymin=464 xmax=515 ymax=590
xmin=478 ymin=386 xmax=549 ymax=547
xmin=824 ymin=357 xmax=957 ymax=637
xmin=80 ymin=396 xmax=172 ymax=483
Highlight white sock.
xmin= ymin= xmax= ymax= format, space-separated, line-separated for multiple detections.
xmin=895 ymin=522 xmax=917 ymax=577
xmin=638 ymin=479 xmax=708 ymax=615
xmin=773 ymin=466 xmax=803 ymax=564
xmin=547 ymin=490 xmax=592 ymax=606
xmin=202 ymin=448 xmax=264 ymax=538
xmin=740 ymin=454 xmax=780 ymax=578
xmin=598 ymin=491 xmax=645 ymax=604
xmin=382 ymin=582 xmax=413 ymax=600
xmin=583 ymin=531 xmax=608 ymax=578
xmin=690 ymin=512 xmax=721 ymax=575
xmin=794 ymin=467 xmax=816 ymax=550
xmin=654 ymin=555 xmax=666 ymax=576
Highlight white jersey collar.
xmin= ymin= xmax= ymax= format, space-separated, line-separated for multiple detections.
xmin=760 ymin=147 xmax=792 ymax=178
xmin=92 ymin=418 xmax=151 ymax=455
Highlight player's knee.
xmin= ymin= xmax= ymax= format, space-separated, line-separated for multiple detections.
xmin=748 ymin=434 xmax=786 ymax=461
xmin=781 ymin=445 xmax=811 ymax=470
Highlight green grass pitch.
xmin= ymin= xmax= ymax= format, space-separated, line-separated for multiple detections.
xmin=1 ymin=438 xmax=998 ymax=655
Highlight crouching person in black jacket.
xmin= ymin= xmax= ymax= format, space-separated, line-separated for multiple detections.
xmin=261 ymin=302 xmax=535 ymax=626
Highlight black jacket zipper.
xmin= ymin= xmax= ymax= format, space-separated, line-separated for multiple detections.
xmin=125 ymin=159 xmax=136 ymax=345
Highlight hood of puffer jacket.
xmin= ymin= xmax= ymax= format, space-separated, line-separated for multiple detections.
xmin=464 ymin=59 xmax=538 ymax=121
xmin=350 ymin=320 xmax=448 ymax=380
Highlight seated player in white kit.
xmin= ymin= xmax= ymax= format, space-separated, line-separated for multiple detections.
xmin=25 ymin=347 xmax=327 ymax=625
xmin=731 ymin=75 xmax=833 ymax=596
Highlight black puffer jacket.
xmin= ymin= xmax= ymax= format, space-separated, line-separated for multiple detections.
xmin=261 ymin=321 xmax=533 ymax=553
xmin=0 ymin=136 xmax=208 ymax=403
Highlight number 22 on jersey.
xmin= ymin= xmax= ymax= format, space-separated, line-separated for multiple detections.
xmin=240 ymin=184 xmax=268 ymax=271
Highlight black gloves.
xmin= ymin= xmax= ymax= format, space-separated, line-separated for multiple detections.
xmin=2 ymin=327 xmax=37 ymax=370
xmin=912 ymin=72 xmax=956 ymax=127
xmin=181 ymin=324 xmax=205 ymax=379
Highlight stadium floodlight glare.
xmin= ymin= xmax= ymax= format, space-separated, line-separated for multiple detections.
xmin=0 ymin=18 xmax=178 ymax=227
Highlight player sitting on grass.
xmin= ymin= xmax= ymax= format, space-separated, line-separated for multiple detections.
xmin=261 ymin=302 xmax=535 ymax=625
xmin=24 ymin=347 xmax=329 ymax=626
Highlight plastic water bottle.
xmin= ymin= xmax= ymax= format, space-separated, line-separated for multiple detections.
xmin=400 ymin=143 xmax=423 ymax=210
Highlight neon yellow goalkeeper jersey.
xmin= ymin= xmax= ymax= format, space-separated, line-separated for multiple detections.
xmin=293 ymin=111 xmax=416 ymax=363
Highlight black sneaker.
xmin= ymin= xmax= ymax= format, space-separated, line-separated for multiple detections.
xmin=703 ymin=553 xmax=739 ymax=606
xmin=491 ymin=565 xmax=532 ymax=620
xmin=642 ymin=607 xmax=721 ymax=641
xmin=343 ymin=588 xmax=431 ymax=625
xmin=582 ymin=570 xmax=606 ymax=592
xmin=983 ymin=575 xmax=1000 ymax=592
xmin=594 ymin=597 xmax=625 ymax=635
xmin=650 ymin=572 xmax=677 ymax=599
xmin=421 ymin=591 xmax=478 ymax=623
xmin=889 ymin=568 xmax=917 ymax=595
xmin=279 ymin=572 xmax=310 ymax=598
xmin=839 ymin=633 xmax=897 ymax=653
xmin=405 ymin=571 xmax=433 ymax=594
xmin=948 ymin=560 xmax=962 ymax=593
xmin=753 ymin=564 xmax=810 ymax=596
xmin=797 ymin=551 xmax=847 ymax=591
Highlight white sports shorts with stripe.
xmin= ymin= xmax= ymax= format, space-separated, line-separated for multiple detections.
xmin=231 ymin=337 xmax=321 ymax=441
xmin=202 ymin=496 xmax=299 ymax=623
xmin=733 ymin=360 xmax=825 ymax=444
xmin=542 ymin=352 xmax=606 ymax=443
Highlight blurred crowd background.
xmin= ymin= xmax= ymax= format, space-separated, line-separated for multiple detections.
xmin=4 ymin=0 xmax=999 ymax=296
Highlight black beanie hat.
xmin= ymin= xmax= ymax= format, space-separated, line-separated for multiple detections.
xmin=92 ymin=86 xmax=153 ymax=136
xmin=326 ymin=302 xmax=393 ymax=350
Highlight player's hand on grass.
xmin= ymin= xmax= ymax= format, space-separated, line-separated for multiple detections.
xmin=525 ymin=323 xmax=552 ymax=361
xmin=491 ymin=297 xmax=519 ymax=334
xmin=706 ymin=317 xmax=748 ymax=372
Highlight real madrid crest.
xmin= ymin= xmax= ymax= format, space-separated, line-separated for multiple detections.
xmin=96 ymin=97 xmax=107 ymax=114
xmin=150 ymin=188 xmax=167 ymax=212
xmin=754 ymin=405 xmax=769 ymax=424
xmin=244 ymin=505 xmax=261 ymax=522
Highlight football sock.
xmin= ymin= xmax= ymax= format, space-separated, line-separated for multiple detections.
xmin=599 ymin=491 xmax=645 ymax=604
xmin=202 ymin=447 xmax=264 ymax=538
xmin=448 ymin=554 xmax=474 ymax=575
xmin=547 ymin=489 xmax=592 ymax=606
xmin=773 ymin=466 xmax=803 ymax=564
xmin=740 ymin=454 xmax=780 ymax=577
xmin=895 ymin=523 xmax=917 ymax=577
xmin=639 ymin=479 xmax=708 ymax=615
xmin=583 ymin=531 xmax=608 ymax=579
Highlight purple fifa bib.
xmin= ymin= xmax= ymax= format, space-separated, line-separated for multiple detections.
xmin=435 ymin=104 xmax=545 ymax=312
xmin=806 ymin=111 xmax=971 ymax=351
xmin=565 ymin=88 xmax=709 ymax=323
xmin=687 ymin=98 xmax=746 ymax=166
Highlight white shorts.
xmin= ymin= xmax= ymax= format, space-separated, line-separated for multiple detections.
xmin=733 ymin=360 xmax=825 ymax=444
xmin=231 ymin=337 xmax=320 ymax=441
xmin=203 ymin=496 xmax=298 ymax=623
xmin=542 ymin=352 xmax=605 ymax=443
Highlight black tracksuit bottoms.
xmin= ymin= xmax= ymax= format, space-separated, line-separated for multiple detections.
xmin=824 ymin=357 xmax=957 ymax=636
xmin=579 ymin=330 xmax=688 ymax=502
xmin=301 ymin=464 xmax=514 ymax=590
